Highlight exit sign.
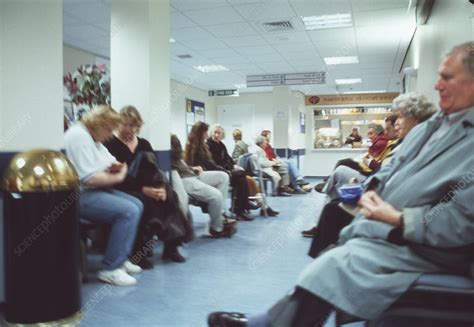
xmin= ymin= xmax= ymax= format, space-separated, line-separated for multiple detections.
xmin=208 ymin=89 xmax=239 ymax=97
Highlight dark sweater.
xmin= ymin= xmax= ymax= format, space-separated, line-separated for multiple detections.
xmin=206 ymin=138 xmax=234 ymax=171
xmin=104 ymin=135 xmax=156 ymax=192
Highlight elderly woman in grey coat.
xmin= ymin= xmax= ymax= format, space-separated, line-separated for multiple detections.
xmin=208 ymin=42 xmax=474 ymax=327
xmin=320 ymin=93 xmax=437 ymax=201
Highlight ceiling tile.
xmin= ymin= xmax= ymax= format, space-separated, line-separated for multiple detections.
xmin=236 ymin=45 xmax=276 ymax=56
xmin=262 ymin=31 xmax=311 ymax=44
xmin=173 ymin=26 xmax=216 ymax=41
xmin=290 ymin=0 xmax=351 ymax=17
xmin=197 ymin=47 xmax=241 ymax=59
xmin=353 ymin=8 xmax=412 ymax=27
xmin=250 ymin=53 xmax=285 ymax=63
xmin=171 ymin=11 xmax=198 ymax=29
xmin=181 ymin=6 xmax=244 ymax=26
xmin=183 ymin=38 xmax=229 ymax=51
xmin=257 ymin=61 xmax=294 ymax=73
xmin=234 ymin=2 xmax=297 ymax=22
xmin=351 ymin=0 xmax=410 ymax=12
xmin=205 ymin=22 xmax=258 ymax=38
xmin=170 ymin=0 xmax=229 ymax=11
xmin=307 ymin=27 xmax=356 ymax=42
xmin=222 ymin=35 xmax=268 ymax=47
xmin=64 ymin=2 xmax=110 ymax=28
xmin=211 ymin=56 xmax=251 ymax=65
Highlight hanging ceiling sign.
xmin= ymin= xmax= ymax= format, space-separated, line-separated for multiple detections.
xmin=246 ymin=72 xmax=326 ymax=87
xmin=208 ymin=89 xmax=239 ymax=97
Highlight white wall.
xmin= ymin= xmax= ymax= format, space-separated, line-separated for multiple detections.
xmin=63 ymin=45 xmax=97 ymax=74
xmin=170 ymin=79 xmax=216 ymax=145
xmin=214 ymin=92 xmax=274 ymax=144
xmin=1 ymin=1 xmax=63 ymax=151
xmin=404 ymin=0 xmax=473 ymax=101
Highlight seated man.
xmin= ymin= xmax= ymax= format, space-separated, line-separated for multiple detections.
xmin=208 ymin=42 xmax=474 ymax=326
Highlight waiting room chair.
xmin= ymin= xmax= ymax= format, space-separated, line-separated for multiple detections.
xmin=336 ymin=271 xmax=474 ymax=327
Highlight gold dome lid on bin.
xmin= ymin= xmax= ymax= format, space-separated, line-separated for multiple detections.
xmin=2 ymin=149 xmax=79 ymax=192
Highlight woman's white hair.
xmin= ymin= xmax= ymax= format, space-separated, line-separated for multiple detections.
xmin=209 ymin=123 xmax=225 ymax=139
xmin=392 ymin=92 xmax=437 ymax=122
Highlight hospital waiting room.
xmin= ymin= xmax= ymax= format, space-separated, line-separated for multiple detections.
xmin=0 ymin=0 xmax=473 ymax=326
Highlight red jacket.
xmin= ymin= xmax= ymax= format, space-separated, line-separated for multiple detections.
xmin=368 ymin=134 xmax=388 ymax=158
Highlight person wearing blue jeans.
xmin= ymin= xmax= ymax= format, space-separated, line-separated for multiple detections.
xmin=65 ymin=105 xmax=143 ymax=286
xmin=260 ymin=130 xmax=309 ymax=193
xmin=79 ymin=189 xmax=142 ymax=270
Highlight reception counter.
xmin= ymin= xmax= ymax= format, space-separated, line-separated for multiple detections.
xmin=304 ymin=148 xmax=367 ymax=177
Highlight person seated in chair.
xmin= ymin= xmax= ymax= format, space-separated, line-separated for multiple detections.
xmin=171 ymin=134 xmax=237 ymax=238
xmin=186 ymin=122 xmax=254 ymax=221
xmin=64 ymin=105 xmax=143 ymax=286
xmin=207 ymin=42 xmax=474 ymax=326
xmin=261 ymin=130 xmax=310 ymax=194
xmin=303 ymin=93 xmax=437 ymax=255
xmin=255 ymin=136 xmax=292 ymax=196
xmin=105 ymin=105 xmax=193 ymax=266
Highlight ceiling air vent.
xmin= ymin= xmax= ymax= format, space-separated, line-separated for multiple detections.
xmin=177 ymin=54 xmax=192 ymax=59
xmin=262 ymin=21 xmax=293 ymax=32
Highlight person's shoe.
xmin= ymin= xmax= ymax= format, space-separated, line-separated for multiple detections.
xmin=209 ymin=228 xmax=227 ymax=238
xmin=292 ymin=187 xmax=306 ymax=195
xmin=260 ymin=207 xmax=279 ymax=217
xmin=135 ymin=257 xmax=154 ymax=270
xmin=277 ymin=191 xmax=292 ymax=196
xmin=223 ymin=218 xmax=237 ymax=225
xmin=97 ymin=268 xmax=137 ymax=286
xmin=162 ymin=249 xmax=186 ymax=263
xmin=302 ymin=184 xmax=313 ymax=192
xmin=208 ymin=311 xmax=247 ymax=327
xmin=301 ymin=226 xmax=319 ymax=238
xmin=122 ymin=260 xmax=143 ymax=274
xmin=247 ymin=201 xmax=261 ymax=210
xmin=296 ymin=178 xmax=310 ymax=186
xmin=236 ymin=213 xmax=254 ymax=221
xmin=314 ymin=182 xmax=326 ymax=193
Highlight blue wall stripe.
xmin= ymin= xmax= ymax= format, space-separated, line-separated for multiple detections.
xmin=154 ymin=150 xmax=171 ymax=173
xmin=0 ymin=152 xmax=18 ymax=181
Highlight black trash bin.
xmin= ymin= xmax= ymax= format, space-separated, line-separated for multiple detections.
xmin=2 ymin=149 xmax=82 ymax=325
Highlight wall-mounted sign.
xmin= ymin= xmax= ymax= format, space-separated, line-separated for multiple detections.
xmin=247 ymin=72 xmax=326 ymax=87
xmin=186 ymin=98 xmax=205 ymax=134
xmin=305 ymin=93 xmax=399 ymax=106
xmin=208 ymin=89 xmax=239 ymax=97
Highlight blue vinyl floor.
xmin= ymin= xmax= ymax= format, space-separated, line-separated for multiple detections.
xmin=1 ymin=179 xmax=365 ymax=327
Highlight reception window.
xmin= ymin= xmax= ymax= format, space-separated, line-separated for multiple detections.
xmin=313 ymin=107 xmax=392 ymax=149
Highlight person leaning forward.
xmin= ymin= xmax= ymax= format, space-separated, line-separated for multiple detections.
xmin=207 ymin=41 xmax=474 ymax=327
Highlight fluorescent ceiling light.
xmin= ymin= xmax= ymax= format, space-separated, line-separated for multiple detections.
xmin=234 ymin=84 xmax=246 ymax=89
xmin=193 ymin=65 xmax=229 ymax=73
xmin=343 ymin=90 xmax=386 ymax=94
xmin=301 ymin=13 xmax=352 ymax=30
xmin=324 ymin=56 xmax=359 ymax=65
xmin=169 ymin=37 xmax=176 ymax=43
xmin=335 ymin=78 xmax=362 ymax=85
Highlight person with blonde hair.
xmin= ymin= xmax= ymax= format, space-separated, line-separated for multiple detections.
xmin=65 ymin=105 xmax=143 ymax=286
xmin=105 ymin=105 xmax=193 ymax=266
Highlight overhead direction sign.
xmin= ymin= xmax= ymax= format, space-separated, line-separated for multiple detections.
xmin=246 ymin=72 xmax=326 ymax=87
xmin=208 ymin=89 xmax=239 ymax=97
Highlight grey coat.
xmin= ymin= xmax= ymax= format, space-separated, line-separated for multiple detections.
xmin=297 ymin=108 xmax=474 ymax=320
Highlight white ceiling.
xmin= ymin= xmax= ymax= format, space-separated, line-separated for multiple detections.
xmin=63 ymin=0 xmax=417 ymax=95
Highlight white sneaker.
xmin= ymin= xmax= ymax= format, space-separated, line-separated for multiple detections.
xmin=97 ymin=268 xmax=137 ymax=286
xmin=122 ymin=260 xmax=142 ymax=274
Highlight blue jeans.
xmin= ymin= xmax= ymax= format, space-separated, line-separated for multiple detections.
xmin=284 ymin=158 xmax=302 ymax=186
xmin=80 ymin=188 xmax=143 ymax=270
